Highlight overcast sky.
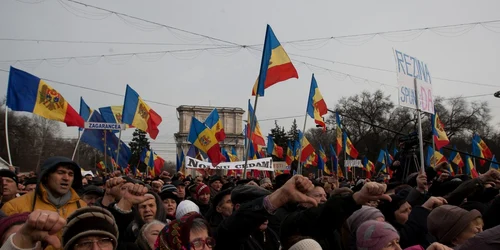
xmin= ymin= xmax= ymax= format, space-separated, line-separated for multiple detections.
xmin=1 ymin=0 xmax=500 ymax=162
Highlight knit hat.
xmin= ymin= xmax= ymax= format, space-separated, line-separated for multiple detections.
xmin=175 ymin=200 xmax=200 ymax=220
xmin=289 ymin=238 xmax=322 ymax=250
xmin=0 ymin=169 xmax=18 ymax=185
xmin=231 ymin=185 xmax=270 ymax=205
xmin=427 ymin=205 xmax=481 ymax=245
xmin=62 ymin=206 xmax=119 ymax=250
xmin=159 ymin=190 xmax=179 ymax=204
xmin=161 ymin=184 xmax=177 ymax=193
xmin=346 ymin=206 xmax=385 ymax=233
xmin=196 ymin=183 xmax=210 ymax=196
xmin=0 ymin=212 xmax=29 ymax=241
xmin=81 ymin=185 xmax=104 ymax=197
xmin=155 ymin=213 xmax=211 ymax=250
xmin=356 ymin=220 xmax=400 ymax=250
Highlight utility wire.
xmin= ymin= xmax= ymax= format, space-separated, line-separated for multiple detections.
xmin=0 ymin=38 xmax=226 ymax=47
xmin=0 ymin=45 xmax=242 ymax=63
xmin=23 ymin=0 xmax=500 ymax=48
xmin=0 ymin=68 xmax=178 ymax=108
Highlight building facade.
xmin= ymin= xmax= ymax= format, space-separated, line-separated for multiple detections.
xmin=174 ymin=105 xmax=246 ymax=164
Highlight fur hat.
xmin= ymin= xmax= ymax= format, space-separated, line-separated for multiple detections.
xmin=62 ymin=207 xmax=119 ymax=250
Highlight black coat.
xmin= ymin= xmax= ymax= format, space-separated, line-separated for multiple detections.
xmin=215 ymin=197 xmax=280 ymax=250
xmin=280 ymin=194 xmax=361 ymax=250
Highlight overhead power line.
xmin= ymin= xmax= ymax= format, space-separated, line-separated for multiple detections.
xmin=0 ymin=45 xmax=243 ymax=63
xmin=17 ymin=0 xmax=500 ymax=48
xmin=288 ymin=53 xmax=500 ymax=88
xmin=0 ymin=38 xmax=227 ymax=47
xmin=0 ymin=68 xmax=178 ymax=108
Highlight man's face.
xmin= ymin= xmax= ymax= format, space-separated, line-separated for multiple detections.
xmin=85 ymin=175 xmax=93 ymax=181
xmin=176 ymin=185 xmax=185 ymax=199
xmin=46 ymin=166 xmax=74 ymax=197
xmin=2 ymin=177 xmax=17 ymax=198
xmin=197 ymin=193 xmax=210 ymax=205
xmin=195 ymin=177 xmax=203 ymax=184
xmin=305 ymin=186 xmax=327 ymax=207
xmin=138 ymin=194 xmax=157 ymax=223
xmin=25 ymin=184 xmax=36 ymax=193
xmin=210 ymin=180 xmax=222 ymax=191
xmin=82 ymin=193 xmax=99 ymax=206
xmin=216 ymin=194 xmax=233 ymax=218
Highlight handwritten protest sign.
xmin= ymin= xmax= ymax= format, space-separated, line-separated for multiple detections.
xmin=394 ymin=50 xmax=434 ymax=114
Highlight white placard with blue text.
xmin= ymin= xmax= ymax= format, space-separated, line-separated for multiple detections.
xmin=394 ymin=50 xmax=434 ymax=114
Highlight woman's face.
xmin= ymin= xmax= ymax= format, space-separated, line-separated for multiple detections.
xmin=189 ymin=228 xmax=212 ymax=250
xmin=145 ymin=224 xmax=164 ymax=250
xmin=453 ymin=217 xmax=484 ymax=246
xmin=163 ymin=198 xmax=177 ymax=216
xmin=381 ymin=239 xmax=402 ymax=250
xmin=394 ymin=202 xmax=412 ymax=225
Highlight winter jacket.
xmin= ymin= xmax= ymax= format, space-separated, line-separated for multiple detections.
xmin=280 ymin=194 xmax=361 ymax=249
xmin=1 ymin=184 xmax=85 ymax=217
xmin=215 ymin=197 xmax=280 ymax=250
xmin=394 ymin=206 xmax=434 ymax=249
xmin=1 ymin=185 xmax=86 ymax=250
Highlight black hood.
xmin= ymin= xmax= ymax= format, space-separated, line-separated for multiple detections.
xmin=38 ymin=156 xmax=83 ymax=191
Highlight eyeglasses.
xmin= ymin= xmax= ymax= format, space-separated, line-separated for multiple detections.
xmin=74 ymin=238 xmax=114 ymax=250
xmin=190 ymin=237 xmax=216 ymax=249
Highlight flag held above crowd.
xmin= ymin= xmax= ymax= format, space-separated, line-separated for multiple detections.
xmin=188 ymin=116 xmax=225 ymax=166
xmin=247 ymin=100 xmax=266 ymax=146
xmin=204 ymin=108 xmax=226 ymax=142
xmin=306 ymin=74 xmax=328 ymax=130
xmin=252 ymin=25 xmax=298 ymax=97
xmin=432 ymin=113 xmax=449 ymax=150
xmin=122 ymin=85 xmax=162 ymax=139
xmin=6 ymin=67 xmax=84 ymax=128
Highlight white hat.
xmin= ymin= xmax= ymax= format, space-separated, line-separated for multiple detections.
xmin=289 ymin=239 xmax=322 ymax=250
xmin=175 ymin=200 xmax=200 ymax=220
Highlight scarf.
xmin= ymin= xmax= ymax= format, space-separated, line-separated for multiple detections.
xmin=44 ymin=184 xmax=72 ymax=208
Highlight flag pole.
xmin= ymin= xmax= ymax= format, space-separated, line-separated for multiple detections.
xmin=115 ymin=129 xmax=123 ymax=172
xmin=71 ymin=112 xmax=92 ymax=161
xmin=297 ymin=113 xmax=308 ymax=175
xmin=432 ymin=131 xmax=436 ymax=169
xmin=72 ymin=130 xmax=81 ymax=161
xmin=4 ymin=106 xmax=12 ymax=165
xmin=104 ymin=130 xmax=108 ymax=171
xmin=414 ymin=78 xmax=426 ymax=174
xmin=243 ymin=96 xmax=259 ymax=179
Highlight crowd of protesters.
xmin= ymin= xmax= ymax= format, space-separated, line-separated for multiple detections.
xmin=1 ymin=156 xmax=500 ymax=250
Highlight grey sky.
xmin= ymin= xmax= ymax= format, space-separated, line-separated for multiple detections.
xmin=1 ymin=0 xmax=500 ymax=162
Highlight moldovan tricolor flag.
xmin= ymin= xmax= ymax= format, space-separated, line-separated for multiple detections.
xmin=267 ymin=136 xmax=283 ymax=158
xmin=188 ymin=117 xmax=225 ymax=166
xmin=122 ymin=85 xmax=162 ymax=139
xmin=465 ymin=155 xmax=479 ymax=178
xmin=205 ymin=108 xmax=226 ymax=142
xmin=247 ymin=100 xmax=266 ymax=146
xmin=432 ymin=113 xmax=449 ymax=150
xmin=335 ymin=113 xmax=343 ymax=156
xmin=252 ymin=25 xmax=298 ymax=96
xmin=298 ymin=130 xmax=315 ymax=162
xmin=7 ymin=67 xmax=84 ymax=127
xmin=306 ymin=74 xmax=328 ymax=130
xmin=343 ymin=132 xmax=359 ymax=159
xmin=472 ymin=134 xmax=493 ymax=166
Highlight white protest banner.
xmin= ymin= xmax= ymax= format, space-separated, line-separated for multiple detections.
xmin=394 ymin=50 xmax=434 ymax=114
xmin=344 ymin=159 xmax=362 ymax=168
xmin=185 ymin=156 xmax=274 ymax=171
xmin=84 ymin=122 xmax=126 ymax=130
xmin=273 ymin=161 xmax=289 ymax=171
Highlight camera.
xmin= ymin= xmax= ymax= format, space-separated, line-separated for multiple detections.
xmin=399 ymin=131 xmax=419 ymax=150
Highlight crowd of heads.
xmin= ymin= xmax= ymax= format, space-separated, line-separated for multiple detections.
xmin=0 ymin=157 xmax=500 ymax=250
